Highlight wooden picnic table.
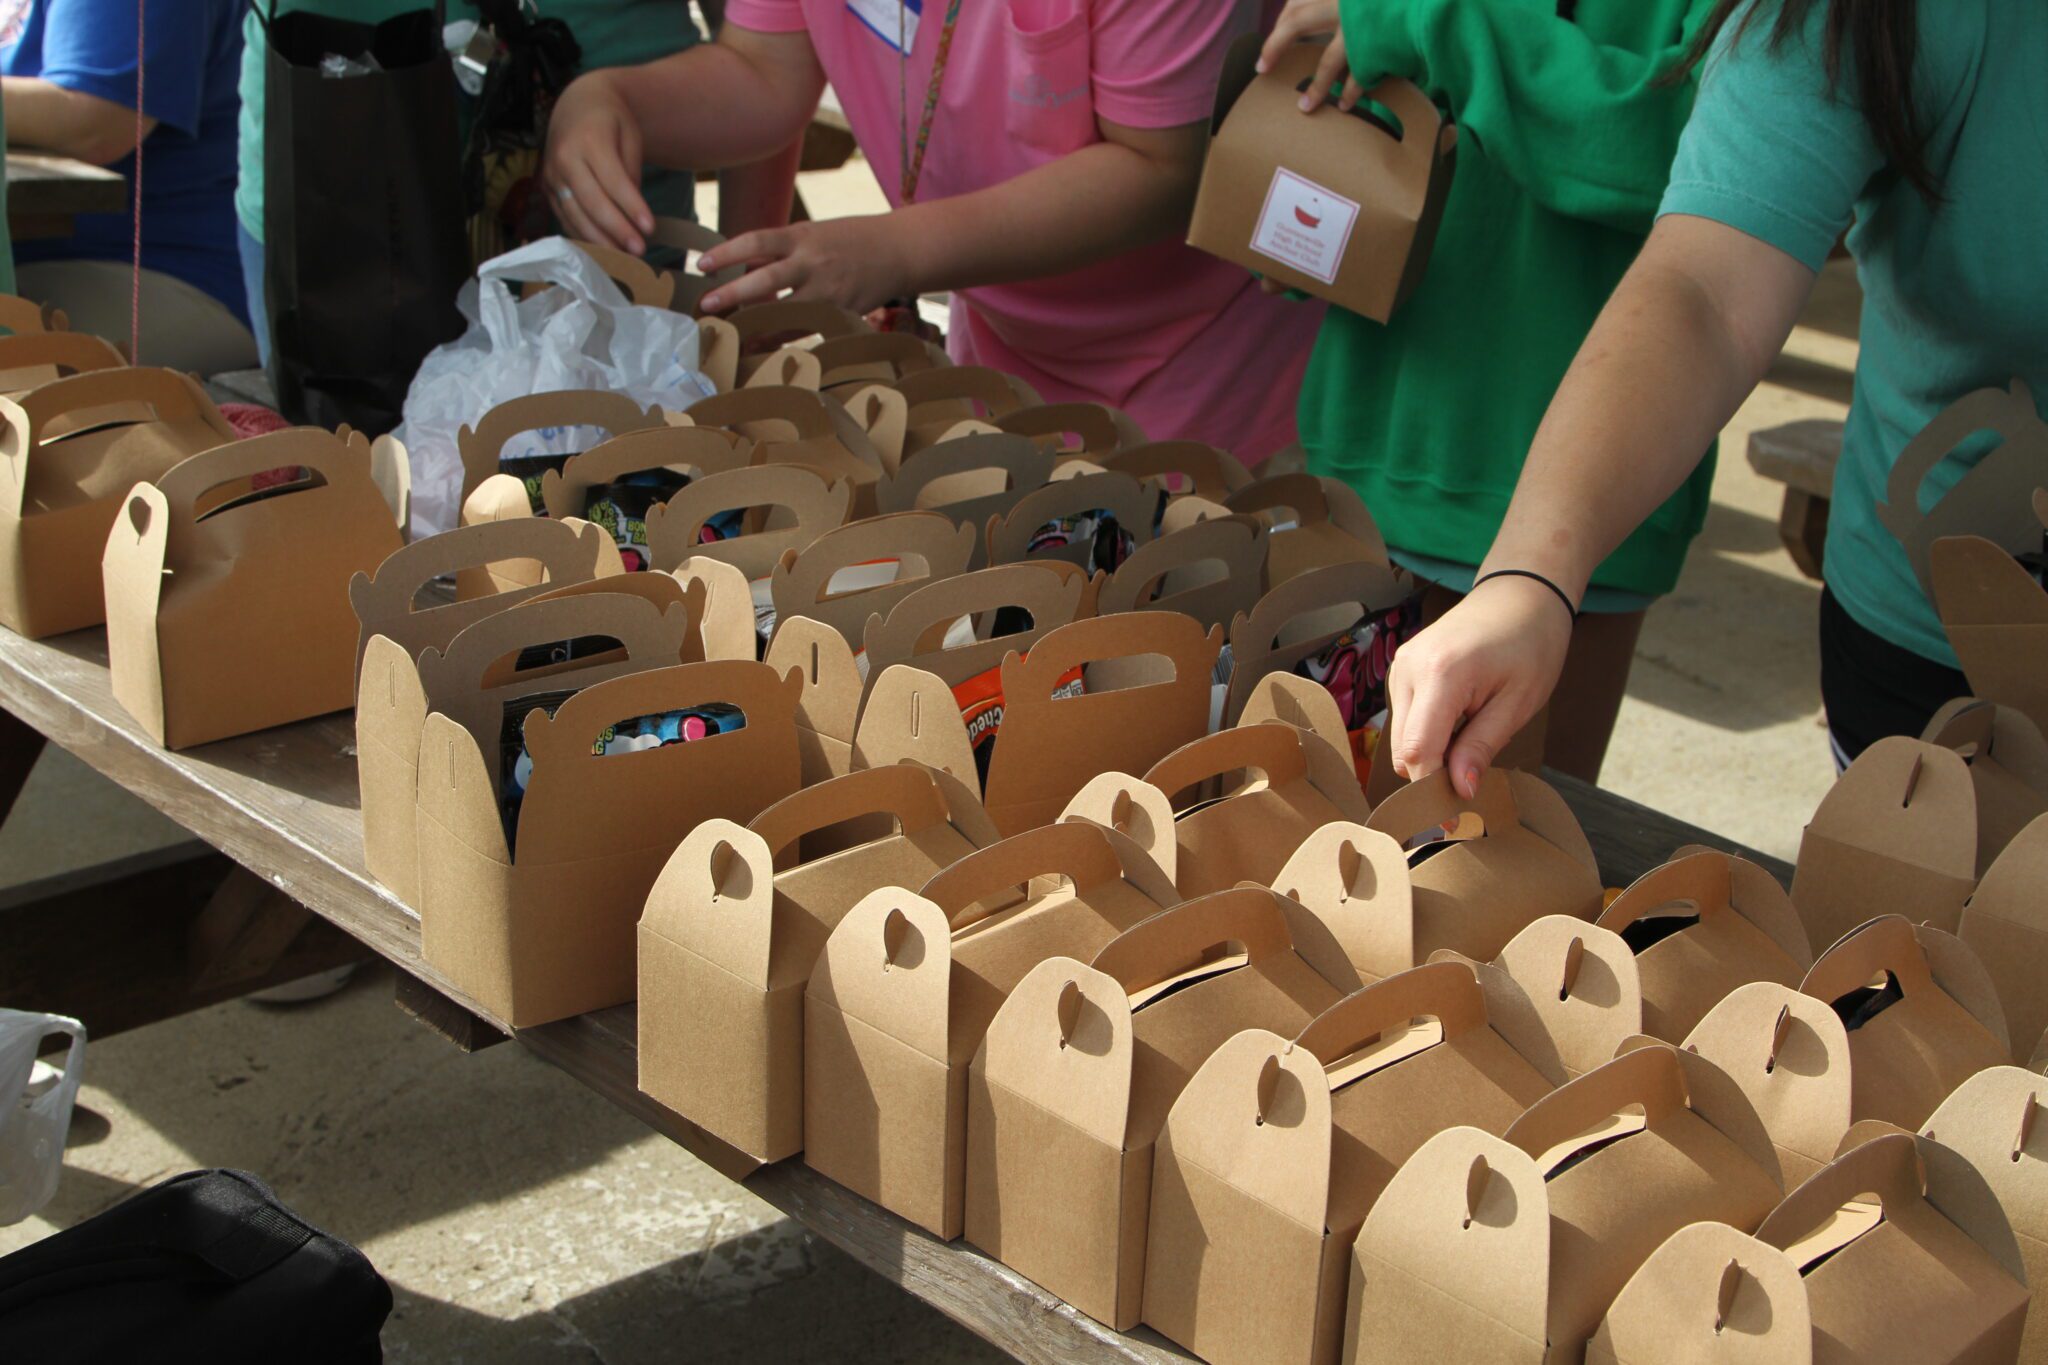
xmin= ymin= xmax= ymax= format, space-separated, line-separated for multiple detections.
xmin=0 ymin=616 xmax=1790 ymax=1364
xmin=5 ymin=151 xmax=125 ymax=241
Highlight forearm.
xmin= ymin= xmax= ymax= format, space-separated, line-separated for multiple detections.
xmin=1 ymin=77 xmax=151 ymax=165
xmin=1482 ymin=232 xmax=1808 ymax=598
xmin=606 ymin=33 xmax=821 ymax=172
xmin=888 ymin=125 xmax=1201 ymax=295
xmin=717 ymin=141 xmax=802 ymax=237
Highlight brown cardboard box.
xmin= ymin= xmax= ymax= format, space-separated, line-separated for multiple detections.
xmin=643 ymin=217 xmax=741 ymax=316
xmin=1227 ymin=474 xmax=1389 ymax=586
xmin=1076 ymin=720 xmax=1372 ymax=898
xmin=0 ymin=367 xmax=237 ymax=638
xmin=760 ymin=616 xmax=863 ymax=790
xmin=965 ymin=888 xmax=1360 ymax=1328
xmin=1591 ymin=1132 xmax=2029 ymax=1365
xmin=637 ymin=762 xmax=999 ymax=1164
xmin=1453 ymin=915 xmax=1644 ymax=1083
xmin=718 ymin=299 xmax=868 ymax=385
xmin=1594 ymin=849 xmax=1812 ymax=1044
xmin=1268 ymin=821 xmax=1416 ymax=984
xmin=0 ymin=329 xmax=124 ymax=396
xmin=1674 ymin=982 xmax=1855 ymax=1191
xmin=1142 ymin=960 xmax=1597 ymax=1365
xmin=1097 ymin=514 xmax=1269 ymax=633
xmin=875 ymin=431 xmax=1052 ymax=549
xmin=417 ymin=649 xmax=802 ymax=1026
xmin=1955 ymin=813 xmax=2048 ymax=1067
xmin=1346 ymin=1041 xmax=1788 ymax=1365
xmin=1099 ymin=440 xmax=1253 ymax=508
xmin=1365 ymin=767 xmax=1604 ymax=962
xmin=768 ymin=510 xmax=977 ymax=647
xmin=1792 ymin=736 xmax=1978 ymax=952
xmin=996 ymin=403 xmax=1146 ymax=469
xmin=552 ymin=238 xmax=675 ymax=307
xmin=1925 ymin=698 xmax=2048 ymax=875
xmin=683 ymin=386 xmax=886 ymax=517
xmin=1221 ymin=558 xmax=1410 ymax=726
xmin=856 ymin=561 xmax=1090 ymax=707
xmin=985 ymin=470 xmax=1158 ymax=572
xmin=1919 ymin=1066 xmax=2048 ymax=1365
xmin=1931 ymin=491 xmax=2048 ymax=737
xmin=456 ymin=390 xmax=665 ymax=510
xmin=1878 ymin=379 xmax=2048 ymax=599
xmin=808 ymin=332 xmax=949 ymax=400
xmin=104 ymin=427 xmax=406 ymax=749
xmin=803 ymin=819 xmax=1178 ymax=1237
xmin=1190 ymin=36 xmax=1455 ymax=321
xmin=860 ymin=610 xmax=1223 ymax=836
xmin=892 ymin=366 xmax=1042 ymax=457
xmin=359 ymin=575 xmax=714 ymax=906
xmin=645 ymin=464 xmax=853 ymax=579
xmin=1798 ymin=915 xmax=2011 ymax=1130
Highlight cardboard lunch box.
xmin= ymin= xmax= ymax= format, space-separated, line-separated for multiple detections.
xmin=1221 ymin=557 xmax=1411 ymax=728
xmin=1878 ymin=378 xmax=2048 ymax=601
xmin=889 ymin=366 xmax=1043 ymax=459
xmin=1191 ymin=36 xmax=1454 ymax=321
xmin=1792 ymin=735 xmax=1979 ymax=956
xmin=1264 ymin=819 xmax=1417 ymax=985
xmin=103 ymin=426 xmax=406 ymax=749
xmin=683 ymin=386 xmax=886 ymax=517
xmin=1227 ymin=473 xmax=1389 ymax=586
xmin=637 ymin=762 xmax=1000 ymax=1164
xmin=456 ymin=389 xmax=667 ymax=511
xmin=1143 ymin=958 xmax=1621 ymax=1365
xmin=0 ymin=329 xmax=124 ymax=398
xmin=0 ymin=367 xmax=238 ymax=638
xmin=1959 ymin=812 xmax=2048 ymax=1067
xmin=1924 ymin=696 xmax=2048 ymax=876
xmin=875 ymin=431 xmax=1054 ymax=553
xmin=1364 ymin=766 xmax=1604 ymax=963
xmin=853 ymin=559 xmax=1093 ymax=713
xmin=1798 ymin=914 xmax=2011 ymax=1131
xmin=643 ymin=216 xmax=742 ymax=316
xmin=806 ymin=332 xmax=950 ymax=402
xmin=1346 ymin=1040 xmax=1790 ymax=1365
xmin=356 ymin=572 xmax=740 ymax=912
xmin=644 ymin=462 xmax=853 ymax=582
xmin=1931 ymin=489 xmax=2048 ymax=738
xmin=856 ymin=609 xmax=1224 ymax=836
xmin=417 ymin=648 xmax=804 ymax=1027
xmin=1099 ymin=439 xmax=1254 ymax=519
xmin=1593 ymin=849 xmax=1813 ymax=1045
xmin=1066 ymin=719 xmax=1372 ymax=899
xmin=1095 ymin=514 xmax=1269 ymax=634
xmin=994 ymin=402 xmax=1147 ymax=469
xmin=767 ymin=509 xmax=977 ymax=649
xmin=965 ymin=887 xmax=1364 ymax=1329
xmin=803 ymin=818 xmax=1180 ymax=1238
xmin=1590 ymin=1132 xmax=2029 ymax=1365
xmin=985 ymin=470 xmax=1159 ymax=573
xmin=706 ymin=299 xmax=870 ymax=391
xmin=1918 ymin=1065 xmax=2048 ymax=1365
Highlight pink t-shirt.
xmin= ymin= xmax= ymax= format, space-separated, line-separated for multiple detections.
xmin=724 ymin=0 xmax=1324 ymax=462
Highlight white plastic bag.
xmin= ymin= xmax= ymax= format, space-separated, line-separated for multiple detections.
xmin=394 ymin=236 xmax=718 ymax=539
xmin=0 ymin=1009 xmax=85 ymax=1225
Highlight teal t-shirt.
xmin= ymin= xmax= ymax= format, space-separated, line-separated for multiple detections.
xmin=237 ymin=0 xmax=703 ymax=243
xmin=1660 ymin=0 xmax=2048 ymax=667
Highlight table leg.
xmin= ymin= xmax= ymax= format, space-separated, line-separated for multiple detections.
xmin=0 ymin=706 xmax=49 ymax=827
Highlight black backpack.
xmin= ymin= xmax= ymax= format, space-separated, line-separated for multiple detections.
xmin=0 ymin=1169 xmax=391 ymax=1363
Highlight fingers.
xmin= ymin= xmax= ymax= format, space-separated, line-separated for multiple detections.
xmin=594 ymin=123 xmax=654 ymax=241
xmin=1256 ymin=16 xmax=1303 ymax=75
xmin=549 ymin=181 xmax=606 ymax=248
xmin=1339 ymin=77 xmax=1364 ymax=112
xmin=702 ymin=258 xmax=802 ymax=312
xmin=1445 ymin=693 xmax=1530 ymax=800
xmin=1388 ymin=652 xmax=1466 ymax=787
xmin=1258 ymin=276 xmax=1286 ymax=294
xmin=1302 ymin=38 xmax=1351 ymax=112
xmin=558 ymin=156 xmax=646 ymax=254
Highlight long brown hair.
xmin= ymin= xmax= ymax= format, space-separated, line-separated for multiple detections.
xmin=1685 ymin=0 xmax=1938 ymax=200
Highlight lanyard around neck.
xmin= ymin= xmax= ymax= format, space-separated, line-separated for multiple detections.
xmin=898 ymin=0 xmax=965 ymax=203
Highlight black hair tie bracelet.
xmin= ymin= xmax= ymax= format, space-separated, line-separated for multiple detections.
xmin=1471 ymin=568 xmax=1581 ymax=622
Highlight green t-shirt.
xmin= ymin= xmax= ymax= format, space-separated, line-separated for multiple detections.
xmin=1661 ymin=0 xmax=2048 ymax=667
xmin=1299 ymin=0 xmax=1717 ymax=598
xmin=236 ymin=0 xmax=702 ymax=242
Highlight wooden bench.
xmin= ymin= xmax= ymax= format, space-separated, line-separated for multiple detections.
xmin=1746 ymin=418 xmax=1843 ymax=581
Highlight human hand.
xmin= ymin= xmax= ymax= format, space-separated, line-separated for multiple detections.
xmin=1385 ymin=575 xmax=1575 ymax=798
xmin=542 ymin=71 xmax=655 ymax=255
xmin=697 ymin=215 xmax=913 ymax=314
xmin=1258 ymin=0 xmax=1364 ymax=113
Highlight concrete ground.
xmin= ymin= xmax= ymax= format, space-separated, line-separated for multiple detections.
xmin=0 ymin=155 xmax=1855 ymax=1359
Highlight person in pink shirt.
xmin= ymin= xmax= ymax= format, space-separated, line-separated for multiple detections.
xmin=542 ymin=0 xmax=1321 ymax=461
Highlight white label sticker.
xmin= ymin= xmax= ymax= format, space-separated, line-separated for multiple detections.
xmin=1249 ymin=168 xmax=1359 ymax=287
xmin=848 ymin=0 xmax=920 ymax=54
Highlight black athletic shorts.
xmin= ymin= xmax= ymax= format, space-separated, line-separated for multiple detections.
xmin=1817 ymin=586 xmax=1970 ymax=768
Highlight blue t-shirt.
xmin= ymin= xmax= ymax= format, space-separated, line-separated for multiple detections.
xmin=1 ymin=0 xmax=247 ymax=323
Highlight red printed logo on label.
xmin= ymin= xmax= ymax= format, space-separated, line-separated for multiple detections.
xmin=1251 ymin=169 xmax=1360 ymax=287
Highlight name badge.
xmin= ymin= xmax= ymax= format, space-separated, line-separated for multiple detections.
xmin=849 ymin=0 xmax=920 ymax=53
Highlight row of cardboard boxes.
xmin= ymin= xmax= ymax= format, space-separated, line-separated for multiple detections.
xmin=1 ymin=293 xmax=2046 ymax=1363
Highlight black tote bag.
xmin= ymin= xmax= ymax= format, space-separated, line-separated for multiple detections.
xmin=259 ymin=1 xmax=470 ymax=435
